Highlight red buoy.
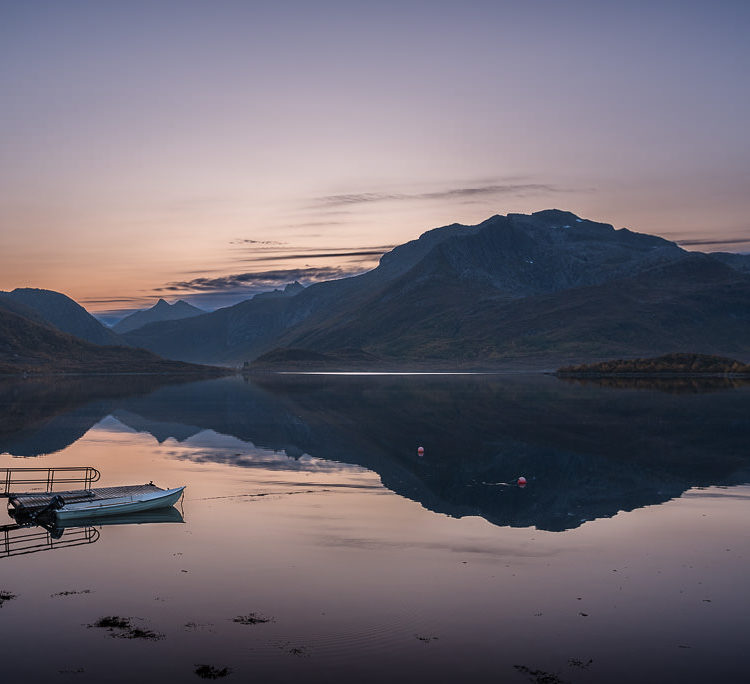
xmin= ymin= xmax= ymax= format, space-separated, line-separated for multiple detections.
xmin=417 ymin=446 xmax=425 ymax=456
xmin=517 ymin=476 xmax=527 ymax=486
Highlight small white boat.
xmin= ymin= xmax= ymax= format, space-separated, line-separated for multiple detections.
xmin=54 ymin=486 xmax=185 ymax=522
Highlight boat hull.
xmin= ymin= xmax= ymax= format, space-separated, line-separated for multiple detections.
xmin=54 ymin=486 xmax=185 ymax=522
xmin=54 ymin=506 xmax=185 ymax=529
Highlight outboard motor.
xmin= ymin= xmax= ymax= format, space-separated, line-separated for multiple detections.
xmin=31 ymin=494 xmax=66 ymax=521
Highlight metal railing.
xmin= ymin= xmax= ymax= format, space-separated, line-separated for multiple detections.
xmin=1 ymin=467 xmax=101 ymax=497
xmin=1 ymin=523 xmax=100 ymax=558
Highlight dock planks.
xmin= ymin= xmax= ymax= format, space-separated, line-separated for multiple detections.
xmin=9 ymin=484 xmax=162 ymax=513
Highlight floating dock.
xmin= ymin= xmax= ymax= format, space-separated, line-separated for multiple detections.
xmin=8 ymin=484 xmax=163 ymax=515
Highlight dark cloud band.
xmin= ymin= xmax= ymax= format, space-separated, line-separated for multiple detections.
xmin=240 ymin=249 xmax=390 ymax=262
xmin=160 ymin=265 xmax=367 ymax=293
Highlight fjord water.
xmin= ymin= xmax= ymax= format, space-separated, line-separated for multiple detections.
xmin=1 ymin=374 xmax=749 ymax=683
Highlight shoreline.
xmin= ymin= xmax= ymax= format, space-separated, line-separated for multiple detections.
xmin=555 ymin=371 xmax=750 ymax=378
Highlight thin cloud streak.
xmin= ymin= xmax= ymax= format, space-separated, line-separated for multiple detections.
xmin=314 ymin=183 xmax=563 ymax=207
xmin=81 ymin=297 xmax=149 ymax=305
xmin=230 ymin=238 xmax=286 ymax=246
xmin=231 ymin=244 xmax=395 ymax=254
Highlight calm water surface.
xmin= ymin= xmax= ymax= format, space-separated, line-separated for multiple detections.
xmin=1 ymin=374 xmax=749 ymax=683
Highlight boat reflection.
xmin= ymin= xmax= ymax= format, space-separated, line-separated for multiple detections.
xmin=1 ymin=507 xmax=183 ymax=559
xmin=54 ymin=505 xmax=185 ymax=529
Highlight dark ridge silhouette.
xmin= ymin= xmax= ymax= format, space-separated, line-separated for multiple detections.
xmin=0 ymin=288 xmax=124 ymax=346
xmin=122 ymin=211 xmax=750 ymax=368
xmin=557 ymin=352 xmax=750 ymax=376
xmin=0 ymin=300 xmax=228 ymax=376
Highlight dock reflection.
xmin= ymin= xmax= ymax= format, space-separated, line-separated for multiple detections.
xmin=1 ymin=507 xmax=183 ymax=559
xmin=1 ymin=523 xmax=99 ymax=559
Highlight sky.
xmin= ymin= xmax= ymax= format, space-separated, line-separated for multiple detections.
xmin=1 ymin=0 xmax=748 ymax=319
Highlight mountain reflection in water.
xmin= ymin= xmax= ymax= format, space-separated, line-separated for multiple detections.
xmin=1 ymin=373 xmax=749 ymax=531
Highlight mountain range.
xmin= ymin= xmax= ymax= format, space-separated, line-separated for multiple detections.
xmin=113 ymin=298 xmax=203 ymax=334
xmin=0 ymin=291 xmax=219 ymax=375
xmin=122 ymin=210 xmax=750 ymax=368
xmin=0 ymin=288 xmax=122 ymax=346
xmin=2 ymin=210 xmax=748 ymax=372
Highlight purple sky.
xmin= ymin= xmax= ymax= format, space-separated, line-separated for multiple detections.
xmin=1 ymin=0 xmax=748 ymax=317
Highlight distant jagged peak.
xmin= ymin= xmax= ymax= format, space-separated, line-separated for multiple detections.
xmin=252 ymin=281 xmax=305 ymax=301
xmin=172 ymin=299 xmax=203 ymax=312
xmin=149 ymin=298 xmax=202 ymax=312
xmin=112 ymin=296 xmax=203 ymax=334
xmin=284 ymin=281 xmax=304 ymax=295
